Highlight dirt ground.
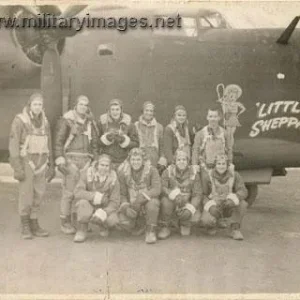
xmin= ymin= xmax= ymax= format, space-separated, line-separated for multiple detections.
xmin=0 ymin=169 xmax=300 ymax=295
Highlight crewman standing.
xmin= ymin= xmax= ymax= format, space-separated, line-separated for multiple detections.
xmin=54 ymin=95 xmax=99 ymax=235
xmin=192 ymin=107 xmax=232 ymax=171
xmin=164 ymin=105 xmax=192 ymax=166
xmin=135 ymin=101 xmax=167 ymax=173
xmin=98 ymin=99 xmax=139 ymax=169
xmin=9 ymin=92 xmax=55 ymax=239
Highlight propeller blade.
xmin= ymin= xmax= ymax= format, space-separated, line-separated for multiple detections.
xmin=41 ymin=45 xmax=63 ymax=130
xmin=59 ymin=5 xmax=87 ymax=18
xmin=22 ymin=6 xmax=40 ymax=17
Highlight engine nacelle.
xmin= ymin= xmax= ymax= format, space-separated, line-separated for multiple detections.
xmin=0 ymin=5 xmax=65 ymax=87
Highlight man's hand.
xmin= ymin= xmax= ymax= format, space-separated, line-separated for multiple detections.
xmin=175 ymin=194 xmax=188 ymax=208
xmin=177 ymin=208 xmax=192 ymax=221
xmin=106 ymin=132 xmax=116 ymax=142
xmin=115 ymin=134 xmax=125 ymax=144
xmin=57 ymin=164 xmax=69 ymax=176
xmin=169 ymin=188 xmax=181 ymax=201
xmin=91 ymin=208 xmax=107 ymax=224
xmin=136 ymin=192 xmax=149 ymax=205
xmin=157 ymin=163 xmax=166 ymax=175
xmin=46 ymin=165 xmax=56 ymax=183
xmin=14 ymin=168 xmax=25 ymax=181
xmin=126 ymin=206 xmax=138 ymax=219
xmin=119 ymin=202 xmax=138 ymax=219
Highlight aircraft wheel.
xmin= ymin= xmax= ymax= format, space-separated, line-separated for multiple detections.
xmin=245 ymin=184 xmax=258 ymax=207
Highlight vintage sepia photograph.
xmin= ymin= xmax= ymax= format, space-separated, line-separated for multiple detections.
xmin=0 ymin=0 xmax=300 ymax=298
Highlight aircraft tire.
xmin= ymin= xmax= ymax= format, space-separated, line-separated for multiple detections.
xmin=245 ymin=184 xmax=258 ymax=207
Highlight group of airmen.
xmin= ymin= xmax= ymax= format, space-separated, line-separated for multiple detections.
xmin=8 ymin=91 xmax=248 ymax=244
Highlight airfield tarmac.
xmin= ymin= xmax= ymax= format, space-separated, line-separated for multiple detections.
xmin=0 ymin=166 xmax=300 ymax=295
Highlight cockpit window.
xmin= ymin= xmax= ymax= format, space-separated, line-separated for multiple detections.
xmin=153 ymin=16 xmax=198 ymax=37
xmin=199 ymin=13 xmax=228 ymax=28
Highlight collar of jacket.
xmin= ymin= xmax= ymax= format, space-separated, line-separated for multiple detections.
xmin=87 ymin=166 xmax=117 ymax=185
xmin=138 ymin=116 xmax=157 ymax=127
xmin=100 ymin=113 xmax=131 ymax=126
xmin=119 ymin=159 xmax=151 ymax=185
xmin=168 ymin=164 xmax=196 ymax=181
xmin=63 ymin=110 xmax=87 ymax=124
xmin=211 ymin=169 xmax=233 ymax=183
xmin=19 ymin=107 xmax=47 ymax=129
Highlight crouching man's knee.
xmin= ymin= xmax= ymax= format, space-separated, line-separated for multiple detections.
xmin=106 ymin=212 xmax=119 ymax=228
xmin=201 ymin=210 xmax=217 ymax=228
xmin=76 ymin=199 xmax=93 ymax=223
xmin=191 ymin=209 xmax=201 ymax=225
xmin=146 ymin=198 xmax=160 ymax=213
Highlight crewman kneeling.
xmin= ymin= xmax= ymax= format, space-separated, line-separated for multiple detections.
xmin=201 ymin=154 xmax=248 ymax=240
xmin=158 ymin=150 xmax=202 ymax=239
xmin=73 ymin=154 xmax=120 ymax=243
xmin=117 ymin=148 xmax=161 ymax=244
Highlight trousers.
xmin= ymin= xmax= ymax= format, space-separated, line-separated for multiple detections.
xmin=118 ymin=198 xmax=160 ymax=231
xmin=76 ymin=199 xmax=119 ymax=228
xmin=18 ymin=161 xmax=46 ymax=218
xmin=160 ymin=196 xmax=201 ymax=227
xmin=201 ymin=199 xmax=247 ymax=228
xmin=60 ymin=155 xmax=90 ymax=217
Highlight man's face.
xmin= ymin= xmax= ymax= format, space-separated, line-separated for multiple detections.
xmin=76 ymin=98 xmax=89 ymax=115
xmin=110 ymin=105 xmax=122 ymax=120
xmin=98 ymin=160 xmax=110 ymax=175
xmin=175 ymin=110 xmax=187 ymax=124
xmin=143 ymin=107 xmax=154 ymax=121
xmin=176 ymin=156 xmax=188 ymax=170
xmin=215 ymin=159 xmax=227 ymax=174
xmin=207 ymin=110 xmax=220 ymax=128
xmin=30 ymin=98 xmax=43 ymax=115
xmin=130 ymin=155 xmax=143 ymax=171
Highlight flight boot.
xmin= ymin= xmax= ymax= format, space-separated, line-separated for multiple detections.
xmin=98 ymin=224 xmax=109 ymax=238
xmin=145 ymin=225 xmax=157 ymax=244
xmin=157 ymin=222 xmax=171 ymax=240
xmin=217 ymin=218 xmax=228 ymax=229
xmin=180 ymin=225 xmax=191 ymax=236
xmin=30 ymin=218 xmax=49 ymax=237
xmin=21 ymin=215 xmax=33 ymax=240
xmin=60 ymin=215 xmax=76 ymax=235
xmin=73 ymin=223 xmax=88 ymax=243
xmin=230 ymin=223 xmax=244 ymax=241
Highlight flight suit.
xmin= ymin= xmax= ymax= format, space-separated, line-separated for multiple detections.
xmin=9 ymin=107 xmax=54 ymax=238
xmin=164 ymin=120 xmax=192 ymax=165
xmin=55 ymin=109 xmax=98 ymax=233
xmin=192 ymin=125 xmax=232 ymax=170
xmin=201 ymin=169 xmax=248 ymax=235
xmin=159 ymin=164 xmax=202 ymax=237
xmin=135 ymin=116 xmax=166 ymax=168
xmin=98 ymin=112 xmax=139 ymax=169
xmin=73 ymin=165 xmax=120 ymax=242
xmin=117 ymin=159 xmax=161 ymax=241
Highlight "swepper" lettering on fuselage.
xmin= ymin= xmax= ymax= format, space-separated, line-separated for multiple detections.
xmin=249 ymin=101 xmax=300 ymax=138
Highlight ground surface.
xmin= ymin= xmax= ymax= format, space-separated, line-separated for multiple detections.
xmin=0 ymin=168 xmax=300 ymax=295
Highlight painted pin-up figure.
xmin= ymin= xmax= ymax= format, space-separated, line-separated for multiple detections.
xmin=216 ymin=84 xmax=246 ymax=148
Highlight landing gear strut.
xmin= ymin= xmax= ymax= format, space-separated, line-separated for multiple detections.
xmin=245 ymin=184 xmax=258 ymax=207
